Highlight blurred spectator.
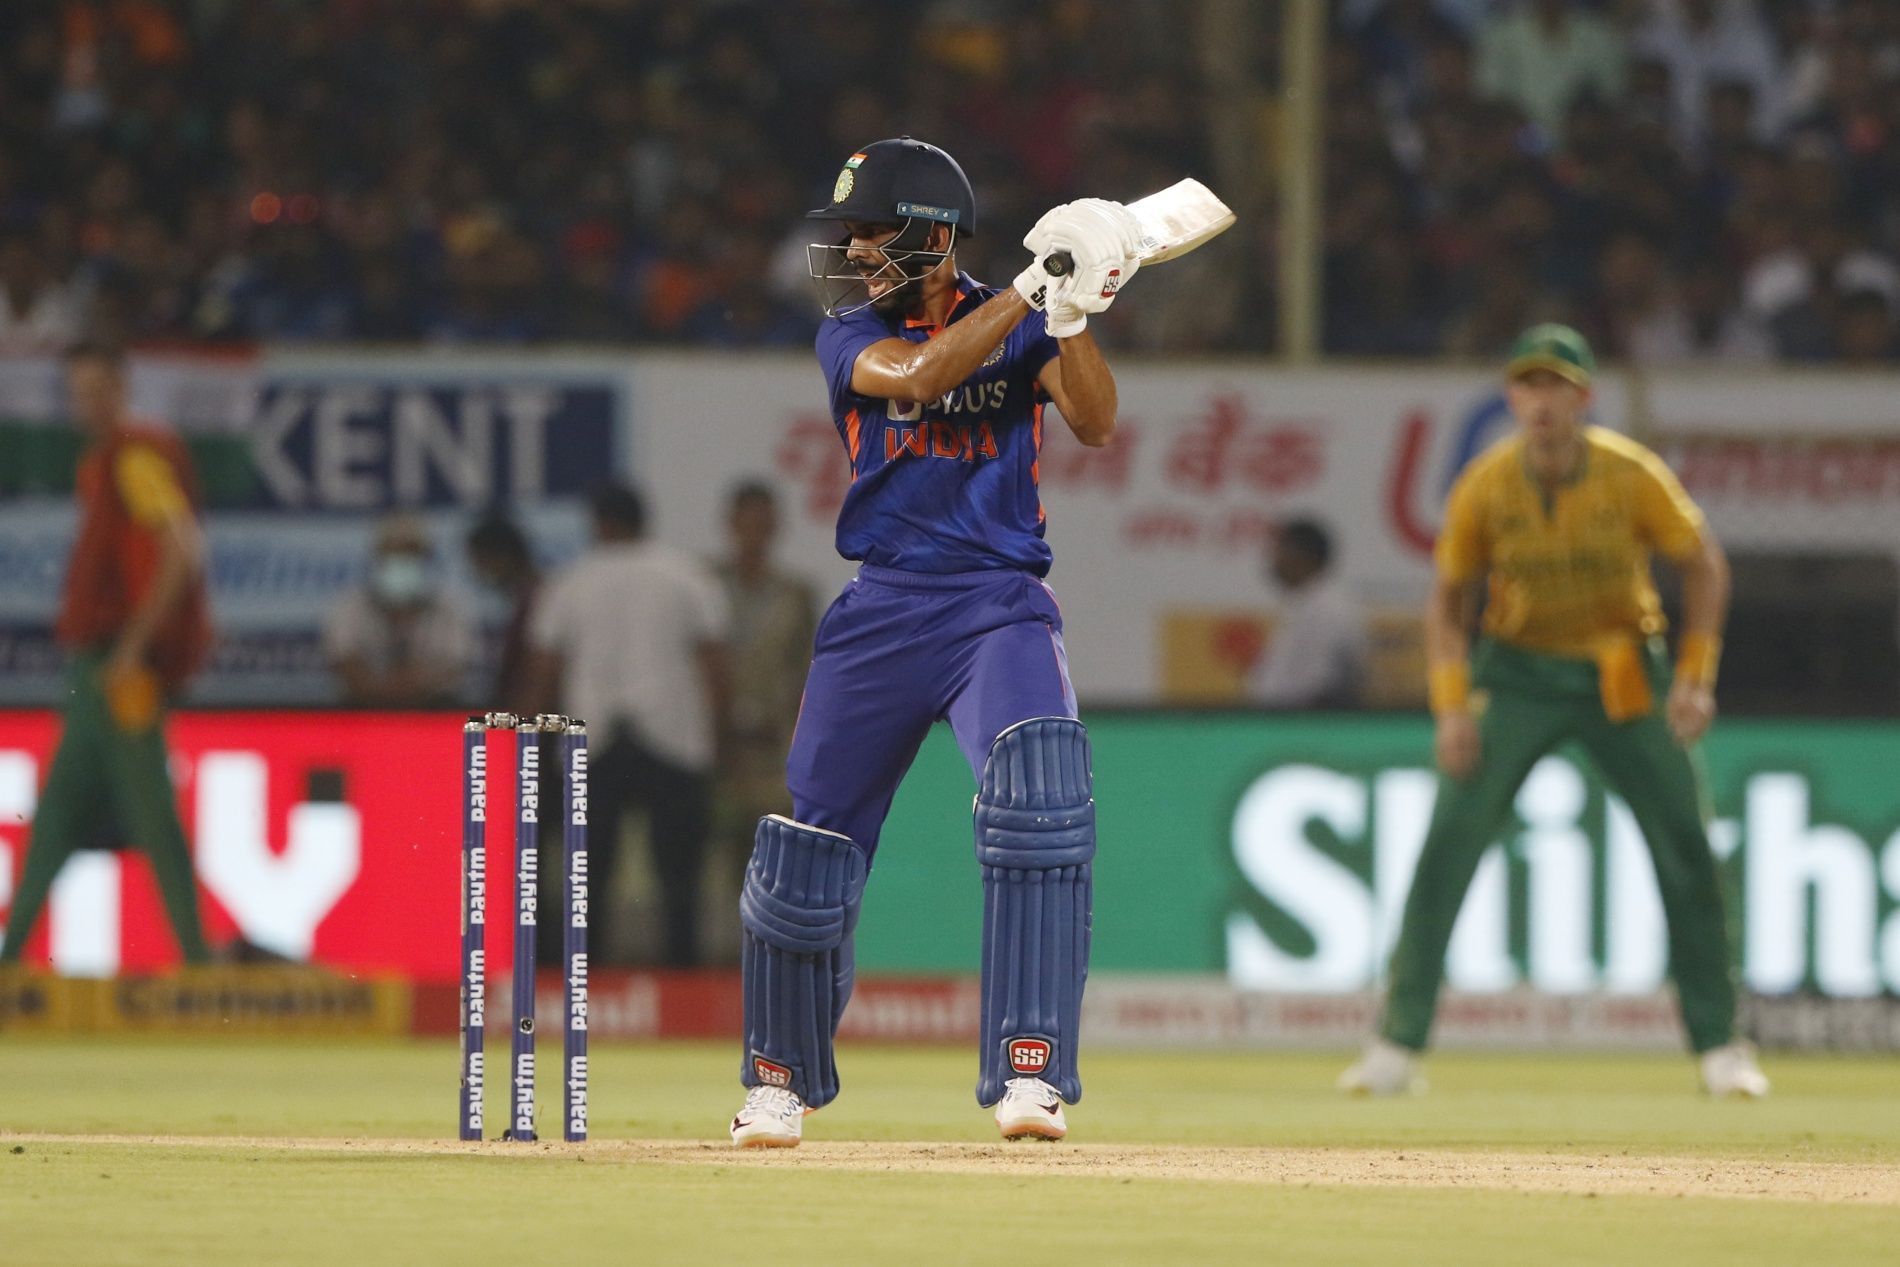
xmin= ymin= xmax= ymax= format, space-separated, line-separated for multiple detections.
xmin=709 ymin=481 xmax=817 ymax=918
xmin=1326 ymin=0 xmax=1900 ymax=364
xmin=0 ymin=230 xmax=81 ymax=350
xmin=1255 ymin=518 xmax=1368 ymax=710
xmin=0 ymin=0 xmax=1257 ymax=353
xmin=527 ymin=485 xmax=730 ymax=967
xmin=1834 ymin=287 xmax=1900 ymax=365
xmin=0 ymin=0 xmax=1891 ymax=364
xmin=1636 ymin=0 xmax=1783 ymax=150
xmin=465 ymin=511 xmax=542 ymax=713
xmin=1650 ymin=253 xmax=1775 ymax=362
xmin=324 ymin=514 xmax=475 ymax=707
xmin=1745 ymin=216 xmax=1900 ymax=358
xmin=1475 ymin=0 xmax=1628 ymax=142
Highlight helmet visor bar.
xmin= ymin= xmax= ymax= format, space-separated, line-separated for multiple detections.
xmin=804 ymin=222 xmax=955 ymax=319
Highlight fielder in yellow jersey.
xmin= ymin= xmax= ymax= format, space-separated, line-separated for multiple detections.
xmin=1341 ymin=325 xmax=1769 ymax=1099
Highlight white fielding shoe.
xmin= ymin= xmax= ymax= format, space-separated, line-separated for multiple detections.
xmin=1338 ymin=1037 xmax=1426 ymax=1096
xmin=1700 ymin=1041 xmax=1771 ymax=1099
xmin=730 ymin=1085 xmax=807 ymax=1148
xmin=994 ymin=1077 xmax=1068 ymax=1141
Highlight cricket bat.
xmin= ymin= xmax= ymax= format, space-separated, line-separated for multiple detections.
xmin=1041 ymin=178 xmax=1235 ymax=278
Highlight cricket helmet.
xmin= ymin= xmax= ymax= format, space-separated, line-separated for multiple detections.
xmin=806 ymin=136 xmax=977 ymax=237
xmin=805 ymin=137 xmax=975 ymax=318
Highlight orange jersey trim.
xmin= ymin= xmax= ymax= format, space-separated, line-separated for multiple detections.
xmin=1032 ymin=401 xmax=1046 ymax=522
xmin=903 ymin=283 xmax=974 ymax=333
xmin=844 ymin=408 xmax=862 ymax=475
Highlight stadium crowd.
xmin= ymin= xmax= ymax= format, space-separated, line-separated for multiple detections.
xmin=1331 ymin=0 xmax=1900 ymax=363
xmin=0 ymin=0 xmax=1895 ymax=363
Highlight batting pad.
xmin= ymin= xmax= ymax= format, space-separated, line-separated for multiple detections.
xmin=739 ymin=815 xmax=867 ymax=1108
xmin=974 ymin=717 xmax=1095 ymax=1106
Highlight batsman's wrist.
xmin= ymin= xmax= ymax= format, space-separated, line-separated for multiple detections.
xmin=1676 ymin=632 xmax=1720 ymax=688
xmin=1013 ymin=264 xmax=1050 ymax=311
xmin=1044 ymin=308 xmax=1086 ymax=337
xmin=1428 ymin=662 xmax=1470 ymax=716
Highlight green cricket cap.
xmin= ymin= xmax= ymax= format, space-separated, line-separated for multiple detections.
xmin=1506 ymin=323 xmax=1595 ymax=385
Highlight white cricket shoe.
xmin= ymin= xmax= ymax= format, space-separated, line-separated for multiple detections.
xmin=730 ymin=1085 xmax=807 ymax=1148
xmin=1338 ymin=1037 xmax=1426 ymax=1096
xmin=1700 ymin=1041 xmax=1770 ymax=1099
xmin=994 ymin=1077 xmax=1068 ymax=1141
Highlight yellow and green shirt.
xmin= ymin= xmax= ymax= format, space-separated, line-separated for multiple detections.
xmin=1436 ymin=426 xmax=1705 ymax=660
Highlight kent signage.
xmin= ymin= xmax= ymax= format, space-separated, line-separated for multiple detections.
xmin=247 ymin=379 xmax=616 ymax=510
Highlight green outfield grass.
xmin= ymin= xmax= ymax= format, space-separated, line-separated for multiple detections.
xmin=3 ymin=1040 xmax=1898 ymax=1265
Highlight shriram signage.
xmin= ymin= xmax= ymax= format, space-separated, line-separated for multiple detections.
xmin=865 ymin=715 xmax=1900 ymax=998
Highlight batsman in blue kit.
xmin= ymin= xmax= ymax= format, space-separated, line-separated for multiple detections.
xmin=729 ymin=137 xmax=1146 ymax=1147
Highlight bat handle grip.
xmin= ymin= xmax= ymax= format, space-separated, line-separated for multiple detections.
xmin=1042 ymin=250 xmax=1074 ymax=278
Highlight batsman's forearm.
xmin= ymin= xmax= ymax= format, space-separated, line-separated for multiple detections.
xmin=880 ymin=292 xmax=1031 ymax=402
xmin=1052 ymin=330 xmax=1116 ymax=446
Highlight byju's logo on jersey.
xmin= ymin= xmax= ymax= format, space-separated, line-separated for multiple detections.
xmin=1007 ymin=1037 xmax=1052 ymax=1074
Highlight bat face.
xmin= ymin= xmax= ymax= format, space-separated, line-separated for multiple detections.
xmin=1126 ymin=178 xmax=1236 ymax=264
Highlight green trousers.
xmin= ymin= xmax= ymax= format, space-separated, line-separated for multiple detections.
xmin=1379 ymin=639 xmax=1736 ymax=1054
xmin=1 ymin=651 xmax=209 ymax=964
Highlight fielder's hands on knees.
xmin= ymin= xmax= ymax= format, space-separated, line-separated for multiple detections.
xmin=1666 ymin=678 xmax=1716 ymax=745
xmin=1434 ymin=710 xmax=1480 ymax=780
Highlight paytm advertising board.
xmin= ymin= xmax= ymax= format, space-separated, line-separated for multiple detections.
xmin=3 ymin=710 xmax=1896 ymax=1004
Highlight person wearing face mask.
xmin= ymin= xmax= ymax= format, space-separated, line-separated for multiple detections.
xmin=323 ymin=514 xmax=475 ymax=707
xmin=464 ymin=511 xmax=543 ymax=713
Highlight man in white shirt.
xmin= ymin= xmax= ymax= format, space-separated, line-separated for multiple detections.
xmin=1255 ymin=518 xmax=1370 ymax=709
xmin=528 ymin=485 xmax=730 ymax=966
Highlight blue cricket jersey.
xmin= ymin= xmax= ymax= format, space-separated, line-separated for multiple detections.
xmin=815 ymin=273 xmax=1063 ymax=576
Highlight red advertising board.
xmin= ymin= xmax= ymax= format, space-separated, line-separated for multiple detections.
xmin=0 ymin=710 xmax=494 ymax=981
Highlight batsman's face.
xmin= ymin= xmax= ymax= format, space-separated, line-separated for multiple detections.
xmin=1505 ymin=369 xmax=1588 ymax=447
xmin=843 ymin=221 xmax=908 ymax=302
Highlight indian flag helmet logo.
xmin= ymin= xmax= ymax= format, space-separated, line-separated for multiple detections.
xmin=832 ymin=152 xmax=868 ymax=203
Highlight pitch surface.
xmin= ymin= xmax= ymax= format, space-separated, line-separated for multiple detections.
xmin=4 ymin=1041 xmax=1896 ymax=1264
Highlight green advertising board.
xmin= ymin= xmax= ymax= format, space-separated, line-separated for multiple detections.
xmin=858 ymin=713 xmax=1900 ymax=999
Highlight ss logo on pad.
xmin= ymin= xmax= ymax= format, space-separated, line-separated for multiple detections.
xmin=1008 ymin=1038 xmax=1051 ymax=1074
